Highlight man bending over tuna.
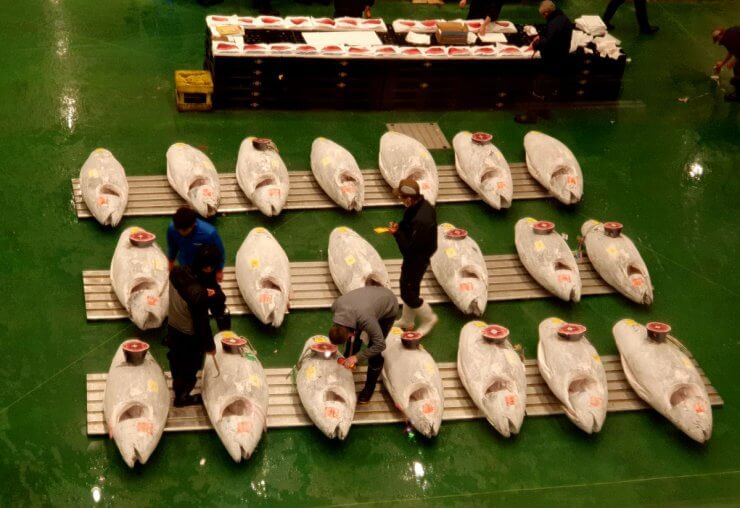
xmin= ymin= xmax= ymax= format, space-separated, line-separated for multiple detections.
xmin=387 ymin=178 xmax=438 ymax=336
xmin=329 ymin=286 xmax=398 ymax=405
xmin=167 ymin=245 xmax=231 ymax=407
xmin=167 ymin=206 xmax=226 ymax=283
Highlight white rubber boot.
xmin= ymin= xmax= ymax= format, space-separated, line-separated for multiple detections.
xmin=394 ymin=304 xmax=415 ymax=330
xmin=414 ymin=303 xmax=438 ymax=337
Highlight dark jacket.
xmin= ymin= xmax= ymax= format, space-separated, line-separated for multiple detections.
xmin=719 ymin=26 xmax=740 ymax=57
xmin=467 ymin=0 xmax=503 ymax=21
xmin=332 ymin=286 xmax=398 ymax=361
xmin=534 ymin=9 xmax=573 ymax=71
xmin=168 ymin=266 xmax=215 ymax=353
xmin=394 ymin=198 xmax=438 ymax=261
xmin=333 ymin=0 xmax=374 ymax=18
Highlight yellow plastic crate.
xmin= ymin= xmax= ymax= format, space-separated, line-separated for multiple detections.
xmin=175 ymin=70 xmax=213 ymax=112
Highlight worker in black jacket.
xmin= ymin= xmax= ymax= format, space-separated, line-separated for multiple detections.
xmin=459 ymin=0 xmax=504 ymax=35
xmin=387 ymin=178 xmax=438 ymax=336
xmin=166 ymin=245 xmax=231 ymax=407
xmin=602 ymin=0 xmax=658 ymax=35
xmin=333 ymin=0 xmax=373 ymax=18
xmin=516 ymin=1 xmax=573 ymax=124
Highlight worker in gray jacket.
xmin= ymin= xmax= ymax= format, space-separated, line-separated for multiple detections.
xmin=328 ymin=286 xmax=398 ymax=404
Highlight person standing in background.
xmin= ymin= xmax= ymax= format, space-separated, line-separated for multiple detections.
xmin=602 ymin=0 xmax=658 ymax=35
xmin=459 ymin=0 xmax=505 ymax=35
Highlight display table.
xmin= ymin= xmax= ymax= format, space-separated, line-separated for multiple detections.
xmin=203 ymin=15 xmax=627 ymax=109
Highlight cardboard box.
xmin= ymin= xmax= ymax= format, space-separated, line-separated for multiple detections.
xmin=435 ymin=21 xmax=468 ymax=45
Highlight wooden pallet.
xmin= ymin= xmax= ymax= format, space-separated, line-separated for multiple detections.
xmin=71 ymin=164 xmax=548 ymax=219
xmin=85 ymin=355 xmax=723 ymax=435
xmin=386 ymin=122 xmax=450 ymax=149
xmin=83 ymin=254 xmax=614 ymax=320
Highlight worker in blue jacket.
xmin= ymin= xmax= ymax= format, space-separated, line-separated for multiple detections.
xmin=167 ymin=206 xmax=226 ymax=283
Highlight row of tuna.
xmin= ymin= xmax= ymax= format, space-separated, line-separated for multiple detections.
xmin=105 ymin=318 xmax=712 ymax=467
xmin=80 ymin=130 xmax=583 ymax=226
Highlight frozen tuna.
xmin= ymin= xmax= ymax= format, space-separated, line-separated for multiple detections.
xmin=515 ymin=218 xmax=581 ymax=302
xmin=378 ymin=132 xmax=439 ymax=204
xmin=457 ymin=321 xmax=526 ymax=437
xmin=382 ymin=328 xmax=444 ymax=437
xmin=236 ymin=136 xmax=289 ymax=216
xmin=328 ymin=226 xmax=390 ymax=294
xmin=452 ymin=131 xmax=513 ymax=209
xmin=235 ymin=227 xmax=291 ymax=327
xmin=295 ymin=335 xmax=357 ymax=439
xmin=202 ymin=332 xmax=269 ymax=461
xmin=524 ymin=131 xmax=583 ymax=204
xmin=79 ymin=148 xmax=129 ymax=227
xmin=613 ymin=319 xmax=711 ymax=442
xmin=103 ymin=340 xmax=169 ymax=468
xmin=310 ymin=137 xmax=365 ymax=211
xmin=166 ymin=143 xmax=220 ymax=217
xmin=430 ymin=224 xmax=488 ymax=316
xmin=581 ymin=220 xmax=653 ymax=305
xmin=537 ymin=318 xmax=608 ymax=433
xmin=110 ymin=227 xmax=169 ymax=330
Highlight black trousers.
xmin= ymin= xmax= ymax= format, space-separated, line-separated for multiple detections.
xmin=166 ymin=326 xmax=205 ymax=399
xmin=344 ymin=317 xmax=395 ymax=396
xmin=732 ymin=65 xmax=739 ymax=92
xmin=400 ymin=258 xmax=430 ymax=309
xmin=603 ymin=0 xmax=651 ymax=30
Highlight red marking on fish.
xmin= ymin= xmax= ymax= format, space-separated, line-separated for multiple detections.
xmin=505 ymin=395 xmax=517 ymax=406
xmin=137 ymin=421 xmax=154 ymax=435
xmin=237 ymin=421 xmax=252 ymax=433
xmin=147 ymin=296 xmax=159 ymax=306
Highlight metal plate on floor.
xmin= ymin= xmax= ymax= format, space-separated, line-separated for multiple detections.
xmin=71 ymin=164 xmax=547 ymax=219
xmin=385 ymin=122 xmax=450 ymax=149
xmin=85 ymin=355 xmax=723 ymax=436
xmin=82 ymin=253 xmax=613 ymax=320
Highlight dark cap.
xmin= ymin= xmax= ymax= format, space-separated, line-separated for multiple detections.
xmin=397 ymin=178 xmax=420 ymax=198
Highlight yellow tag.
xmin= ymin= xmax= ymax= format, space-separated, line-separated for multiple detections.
xmin=254 ymin=227 xmax=266 ymax=234
xmin=534 ymin=240 xmax=545 ymax=252
xmin=607 ymin=245 xmax=618 ymax=258
xmin=344 ymin=255 xmax=355 ymax=266
xmin=94 ymin=148 xmax=106 ymax=154
xmin=441 ymin=223 xmax=454 ymax=231
xmin=222 ymin=331 xmax=236 ymax=338
xmin=147 ymin=379 xmax=158 ymax=393
xmin=592 ymin=354 xmax=602 ymax=364
xmin=305 ymin=366 xmax=317 ymax=381
xmin=270 ymin=158 xmax=278 ymax=169
xmin=250 ymin=258 xmax=260 ymax=269
xmin=424 ymin=362 xmax=436 ymax=375
xmin=391 ymin=327 xmax=403 ymax=335
xmin=87 ymin=168 xmax=99 ymax=178
xmin=153 ymin=257 xmax=163 ymax=271
xmin=473 ymin=321 xmax=486 ymax=328
xmin=130 ymin=226 xmax=141 ymax=234
xmin=337 ymin=226 xmax=348 ymax=234
xmin=623 ymin=319 xmax=637 ymax=327
xmin=525 ymin=217 xmax=537 ymax=224
xmin=445 ymin=247 xmax=457 ymax=258
xmin=681 ymin=356 xmax=693 ymax=368
xmin=249 ymin=374 xmax=262 ymax=388
xmin=321 ymin=156 xmax=332 ymax=168
xmin=313 ymin=336 xmax=329 ymax=344
xmin=550 ymin=317 xmax=564 ymax=324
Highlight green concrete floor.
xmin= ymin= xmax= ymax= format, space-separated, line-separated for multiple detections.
xmin=0 ymin=0 xmax=738 ymax=505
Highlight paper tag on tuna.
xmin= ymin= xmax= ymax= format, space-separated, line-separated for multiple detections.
xmin=344 ymin=255 xmax=356 ymax=266
xmin=250 ymin=258 xmax=260 ymax=269
xmin=445 ymin=247 xmax=457 ymax=258
xmin=87 ymin=169 xmax=99 ymax=178
xmin=147 ymin=379 xmax=159 ymax=393
xmin=153 ymin=257 xmax=163 ymax=271
xmin=244 ymin=352 xmax=257 ymax=361
xmin=270 ymin=159 xmax=279 ymax=169
xmin=441 ymin=223 xmax=454 ymax=231
xmin=473 ymin=321 xmax=486 ymax=328
xmin=623 ymin=319 xmax=637 ymax=327
xmin=391 ymin=327 xmax=403 ymax=335
xmin=550 ymin=317 xmax=565 ymax=325
xmin=525 ymin=217 xmax=537 ymax=224
xmin=337 ymin=226 xmax=348 ymax=233
xmin=424 ymin=362 xmax=436 ymax=375
xmin=249 ymin=374 xmax=262 ymax=387
xmin=606 ymin=245 xmax=618 ymax=258
xmin=313 ymin=336 xmax=329 ymax=344
xmin=534 ymin=240 xmax=545 ymax=252
xmin=305 ymin=366 xmax=317 ymax=381
xmin=592 ymin=354 xmax=602 ymax=364
xmin=321 ymin=156 xmax=332 ymax=168
xmin=682 ymin=356 xmax=693 ymax=368
xmin=254 ymin=227 xmax=267 ymax=234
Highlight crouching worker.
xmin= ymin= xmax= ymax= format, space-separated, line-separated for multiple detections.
xmin=329 ymin=286 xmax=398 ymax=405
xmin=166 ymin=245 xmax=231 ymax=407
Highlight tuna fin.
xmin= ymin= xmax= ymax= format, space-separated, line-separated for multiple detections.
xmin=536 ymin=340 xmax=553 ymax=383
xmin=621 ymin=357 xmax=651 ymax=403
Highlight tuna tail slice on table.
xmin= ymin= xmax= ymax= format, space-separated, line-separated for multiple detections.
xmin=295 ymin=335 xmax=357 ymax=439
xmin=523 ymin=131 xmax=583 ymax=204
xmin=235 ymin=136 xmax=290 ymax=217
xmin=202 ymin=331 xmax=269 ymax=461
xmin=452 ymin=131 xmax=513 ymax=210
xmin=79 ymin=148 xmax=129 ymax=227
xmin=328 ymin=226 xmax=390 ymax=294
xmin=165 ymin=143 xmax=221 ymax=217
xmin=109 ymin=227 xmax=169 ymax=330
xmin=613 ymin=319 xmax=712 ymax=443
xmin=381 ymin=327 xmax=444 ymax=437
xmin=378 ymin=131 xmax=439 ymax=204
xmin=457 ymin=321 xmax=526 ymax=437
xmin=537 ymin=318 xmax=608 ymax=433
xmin=514 ymin=218 xmax=581 ymax=302
xmin=234 ymin=227 xmax=291 ymax=327
xmin=310 ymin=137 xmax=365 ymax=211
xmin=581 ymin=220 xmax=653 ymax=305
xmin=103 ymin=340 xmax=169 ymax=468
xmin=430 ymin=223 xmax=489 ymax=316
